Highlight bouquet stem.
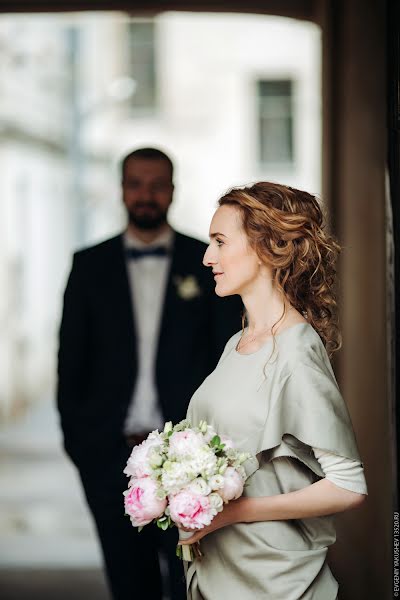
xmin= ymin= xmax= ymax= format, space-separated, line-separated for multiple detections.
xmin=176 ymin=542 xmax=202 ymax=562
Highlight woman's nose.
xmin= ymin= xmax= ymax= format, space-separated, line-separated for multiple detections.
xmin=203 ymin=245 xmax=216 ymax=267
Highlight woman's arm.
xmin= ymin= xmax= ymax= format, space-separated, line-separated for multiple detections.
xmin=312 ymin=447 xmax=368 ymax=494
xmin=179 ymin=478 xmax=366 ymax=545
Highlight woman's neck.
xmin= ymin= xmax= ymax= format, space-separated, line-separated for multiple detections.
xmin=241 ymin=275 xmax=288 ymax=334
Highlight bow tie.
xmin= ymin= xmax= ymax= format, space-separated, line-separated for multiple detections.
xmin=125 ymin=246 xmax=168 ymax=260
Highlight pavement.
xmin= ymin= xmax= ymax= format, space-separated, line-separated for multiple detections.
xmin=0 ymin=398 xmax=110 ymax=599
xmin=0 ymin=569 xmax=110 ymax=600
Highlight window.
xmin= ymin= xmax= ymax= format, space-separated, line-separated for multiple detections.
xmin=127 ymin=21 xmax=156 ymax=111
xmin=258 ymin=79 xmax=294 ymax=165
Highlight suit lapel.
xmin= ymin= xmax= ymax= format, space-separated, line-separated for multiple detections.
xmin=106 ymin=235 xmax=137 ymax=353
xmin=156 ymin=232 xmax=187 ymax=350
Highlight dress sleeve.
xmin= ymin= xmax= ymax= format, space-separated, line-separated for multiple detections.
xmin=257 ymin=346 xmax=365 ymax=481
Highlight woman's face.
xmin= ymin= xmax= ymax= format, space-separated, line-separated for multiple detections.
xmin=203 ymin=205 xmax=261 ymax=297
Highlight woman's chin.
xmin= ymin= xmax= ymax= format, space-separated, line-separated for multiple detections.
xmin=214 ymin=283 xmax=235 ymax=297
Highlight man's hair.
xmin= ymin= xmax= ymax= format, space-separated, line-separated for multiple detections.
xmin=120 ymin=147 xmax=174 ymax=181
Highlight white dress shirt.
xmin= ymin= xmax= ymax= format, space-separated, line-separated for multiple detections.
xmin=122 ymin=226 xmax=174 ymax=435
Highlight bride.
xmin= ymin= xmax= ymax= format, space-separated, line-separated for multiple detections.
xmin=178 ymin=182 xmax=367 ymax=600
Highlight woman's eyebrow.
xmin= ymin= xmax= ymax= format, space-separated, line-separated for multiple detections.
xmin=209 ymin=232 xmax=227 ymax=239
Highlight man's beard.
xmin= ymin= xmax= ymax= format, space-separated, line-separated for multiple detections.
xmin=127 ymin=202 xmax=168 ymax=230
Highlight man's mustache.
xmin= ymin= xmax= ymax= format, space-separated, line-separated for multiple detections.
xmin=132 ymin=201 xmax=160 ymax=211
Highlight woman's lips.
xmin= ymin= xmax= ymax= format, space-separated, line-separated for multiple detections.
xmin=213 ymin=272 xmax=223 ymax=279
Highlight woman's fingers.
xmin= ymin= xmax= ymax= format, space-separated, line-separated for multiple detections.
xmin=179 ymin=525 xmax=211 ymax=544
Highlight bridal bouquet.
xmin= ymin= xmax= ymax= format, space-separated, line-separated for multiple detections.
xmin=123 ymin=419 xmax=251 ymax=561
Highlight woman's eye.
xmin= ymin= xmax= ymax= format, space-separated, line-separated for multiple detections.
xmin=216 ymin=238 xmax=224 ymax=246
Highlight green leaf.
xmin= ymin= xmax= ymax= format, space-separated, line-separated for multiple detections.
xmin=210 ymin=435 xmax=221 ymax=446
xmin=138 ymin=526 xmax=144 ymax=533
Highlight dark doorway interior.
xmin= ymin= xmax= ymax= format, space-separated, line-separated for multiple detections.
xmin=387 ymin=0 xmax=400 ymax=506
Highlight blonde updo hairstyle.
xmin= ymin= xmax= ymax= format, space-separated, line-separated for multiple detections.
xmin=218 ymin=182 xmax=342 ymax=357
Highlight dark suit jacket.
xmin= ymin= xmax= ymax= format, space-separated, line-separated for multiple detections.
xmin=57 ymin=232 xmax=242 ymax=478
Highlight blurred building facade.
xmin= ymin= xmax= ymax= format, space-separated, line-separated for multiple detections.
xmin=0 ymin=17 xmax=76 ymax=419
xmin=0 ymin=12 xmax=321 ymax=419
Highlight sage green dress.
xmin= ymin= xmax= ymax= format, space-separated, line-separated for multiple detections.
xmin=183 ymin=322 xmax=364 ymax=600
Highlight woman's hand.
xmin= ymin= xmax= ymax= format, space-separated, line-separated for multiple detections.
xmin=178 ymin=499 xmax=241 ymax=545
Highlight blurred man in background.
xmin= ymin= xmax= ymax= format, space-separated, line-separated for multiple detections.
xmin=56 ymin=147 xmax=241 ymax=600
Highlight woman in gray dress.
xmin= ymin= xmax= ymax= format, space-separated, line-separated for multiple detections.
xmin=178 ymin=182 xmax=368 ymax=599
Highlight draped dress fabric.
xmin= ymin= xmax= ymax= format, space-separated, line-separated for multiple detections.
xmin=183 ymin=322 xmax=364 ymax=600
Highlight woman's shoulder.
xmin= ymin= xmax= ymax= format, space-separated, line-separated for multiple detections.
xmin=217 ymin=330 xmax=242 ymax=364
xmin=275 ymin=322 xmax=332 ymax=374
xmin=224 ymin=330 xmax=243 ymax=352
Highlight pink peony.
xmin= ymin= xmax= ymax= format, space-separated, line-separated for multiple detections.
xmin=168 ymin=430 xmax=205 ymax=459
xmin=219 ymin=467 xmax=244 ymax=503
xmin=124 ymin=433 xmax=163 ymax=479
xmin=124 ymin=477 xmax=167 ymax=527
xmin=169 ymin=490 xmax=215 ymax=529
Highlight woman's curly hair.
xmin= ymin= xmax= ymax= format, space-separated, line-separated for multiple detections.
xmin=218 ymin=181 xmax=342 ymax=357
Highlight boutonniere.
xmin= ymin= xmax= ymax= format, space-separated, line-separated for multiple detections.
xmin=174 ymin=275 xmax=202 ymax=300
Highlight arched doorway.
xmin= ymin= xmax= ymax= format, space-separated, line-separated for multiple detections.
xmin=0 ymin=2 xmax=393 ymax=599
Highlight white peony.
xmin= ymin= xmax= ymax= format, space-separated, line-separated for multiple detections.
xmin=187 ymin=446 xmax=218 ymax=479
xmin=219 ymin=467 xmax=244 ymax=503
xmin=168 ymin=430 xmax=205 ymax=460
xmin=187 ymin=477 xmax=212 ymax=496
xmin=148 ymin=446 xmax=164 ymax=468
xmin=208 ymin=492 xmax=224 ymax=512
xmin=124 ymin=431 xmax=164 ymax=479
xmin=208 ymin=474 xmax=225 ymax=490
xmin=161 ymin=460 xmax=196 ymax=495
